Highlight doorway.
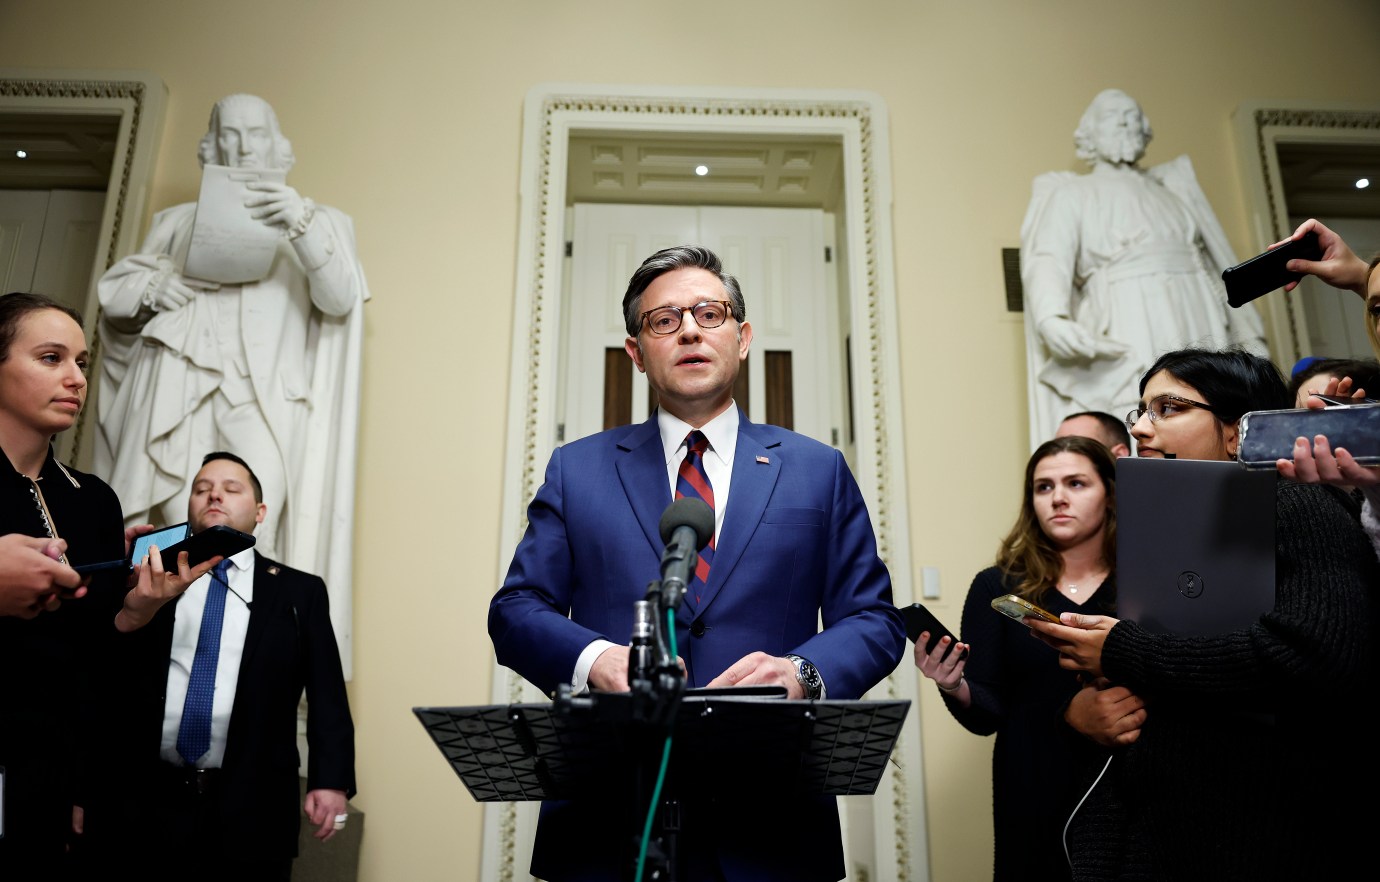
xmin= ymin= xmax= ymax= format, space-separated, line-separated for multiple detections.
xmin=0 ymin=69 xmax=167 ymax=466
xmin=487 ymin=84 xmax=925 ymax=882
xmin=1232 ymin=101 xmax=1380 ymax=366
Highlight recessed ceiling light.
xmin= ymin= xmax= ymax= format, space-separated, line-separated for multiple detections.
xmin=15 ymin=150 xmax=27 ymax=159
xmin=1357 ymin=178 xmax=1371 ymax=189
xmin=695 ymin=165 xmax=708 ymax=176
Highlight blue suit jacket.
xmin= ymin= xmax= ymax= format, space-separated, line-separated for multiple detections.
xmin=489 ymin=413 xmax=905 ymax=881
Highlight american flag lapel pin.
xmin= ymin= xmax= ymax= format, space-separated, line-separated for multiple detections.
xmin=756 ymin=455 xmax=770 ymax=465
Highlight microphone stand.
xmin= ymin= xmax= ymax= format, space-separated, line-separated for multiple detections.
xmin=625 ymin=569 xmax=690 ymax=882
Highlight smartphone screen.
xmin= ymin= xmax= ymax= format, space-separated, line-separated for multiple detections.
xmin=130 ymin=523 xmax=190 ymax=566
xmin=1238 ymin=404 xmax=1380 ymax=468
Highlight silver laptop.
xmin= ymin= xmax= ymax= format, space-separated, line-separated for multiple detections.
xmin=1115 ymin=457 xmax=1276 ymax=636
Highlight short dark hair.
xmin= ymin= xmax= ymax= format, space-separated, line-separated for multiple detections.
xmin=621 ymin=246 xmax=746 ymax=338
xmin=1060 ymin=410 xmax=1132 ymax=451
xmin=0 ymin=292 xmax=83 ymax=362
xmin=200 ymin=451 xmax=264 ymax=503
xmin=1286 ymin=357 xmax=1380 ymax=403
xmin=1139 ymin=347 xmax=1290 ymax=420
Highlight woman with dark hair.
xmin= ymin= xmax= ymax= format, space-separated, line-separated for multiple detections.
xmin=0 ymin=291 xmax=127 ymax=872
xmin=1031 ymin=346 xmax=1377 ymax=880
xmin=0 ymin=292 xmax=212 ymax=875
xmin=915 ymin=435 xmax=1122 ymax=881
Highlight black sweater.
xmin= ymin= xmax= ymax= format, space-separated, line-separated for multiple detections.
xmin=1066 ymin=481 xmax=1377 ymax=881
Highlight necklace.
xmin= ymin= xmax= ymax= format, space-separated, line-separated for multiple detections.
xmin=1062 ymin=570 xmax=1107 ymax=596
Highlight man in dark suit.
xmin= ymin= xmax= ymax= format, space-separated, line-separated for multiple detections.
xmin=489 ymin=246 xmax=905 ymax=882
xmin=91 ymin=451 xmax=355 ymax=881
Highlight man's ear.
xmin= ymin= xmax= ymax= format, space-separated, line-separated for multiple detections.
xmin=255 ymin=502 xmax=268 ymax=527
xmin=1111 ymin=443 xmax=1131 ymax=459
xmin=624 ymin=337 xmax=646 ymax=373
xmin=737 ymin=321 xmax=753 ymax=359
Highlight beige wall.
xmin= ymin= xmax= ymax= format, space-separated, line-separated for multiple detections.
xmin=4 ymin=1 xmax=1378 ymax=879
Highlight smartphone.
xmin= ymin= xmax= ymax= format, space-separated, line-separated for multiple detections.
xmin=899 ymin=603 xmax=968 ymax=661
xmin=1221 ymin=230 xmax=1323 ymax=308
xmin=74 ymin=523 xmax=192 ymax=576
xmin=1237 ymin=403 xmax=1380 ymax=469
xmin=154 ymin=525 xmax=256 ymax=570
xmin=991 ymin=594 xmax=1061 ymax=627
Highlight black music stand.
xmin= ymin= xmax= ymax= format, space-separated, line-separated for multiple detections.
xmin=414 ymin=691 xmax=910 ymax=877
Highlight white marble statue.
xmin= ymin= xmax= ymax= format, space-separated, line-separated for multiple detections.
xmin=1020 ymin=88 xmax=1267 ymax=448
xmin=95 ymin=94 xmax=368 ymax=673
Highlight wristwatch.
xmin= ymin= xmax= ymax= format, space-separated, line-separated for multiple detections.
xmin=786 ymin=654 xmax=823 ymax=700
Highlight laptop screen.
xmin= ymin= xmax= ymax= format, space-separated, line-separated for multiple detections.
xmin=1115 ymin=458 xmax=1276 ymax=636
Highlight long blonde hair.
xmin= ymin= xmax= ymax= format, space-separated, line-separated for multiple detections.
xmin=996 ymin=436 xmax=1117 ymax=605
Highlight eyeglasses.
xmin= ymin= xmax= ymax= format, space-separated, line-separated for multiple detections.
xmin=639 ymin=300 xmax=734 ymax=336
xmin=1124 ymin=394 xmax=1217 ymax=430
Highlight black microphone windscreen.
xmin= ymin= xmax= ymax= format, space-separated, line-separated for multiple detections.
xmin=659 ymin=497 xmax=715 ymax=549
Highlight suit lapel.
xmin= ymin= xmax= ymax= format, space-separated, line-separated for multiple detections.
xmin=615 ymin=416 xmax=674 ymax=559
xmin=694 ymin=419 xmax=781 ymax=613
xmin=238 ymin=551 xmax=276 ymax=676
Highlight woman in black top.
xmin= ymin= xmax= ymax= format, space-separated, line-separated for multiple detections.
xmin=0 ymin=292 xmax=128 ymax=873
xmin=1033 ymin=347 xmax=1377 ymax=880
xmin=914 ymin=434 xmax=1122 ymax=881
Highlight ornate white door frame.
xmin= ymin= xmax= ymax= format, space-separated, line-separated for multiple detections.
xmin=1231 ymin=100 xmax=1380 ymax=365
xmin=489 ymin=84 xmax=927 ymax=882
xmin=0 ymin=68 xmax=167 ymax=467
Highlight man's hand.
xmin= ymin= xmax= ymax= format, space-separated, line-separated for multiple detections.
xmin=1 ymin=534 xmax=84 ymax=618
xmin=705 ymin=651 xmax=802 ymax=698
xmin=1028 ymin=612 xmax=1116 ymax=679
xmin=114 ymin=547 xmax=221 ymax=633
xmin=245 ymin=181 xmax=310 ymax=232
xmin=588 ymin=645 xmax=631 ymax=692
xmin=1064 ymin=677 xmax=1147 ymax=746
xmin=304 ymin=788 xmax=349 ymax=842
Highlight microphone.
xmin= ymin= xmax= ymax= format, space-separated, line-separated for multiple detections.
xmin=630 ymin=599 xmax=655 ymax=684
xmin=657 ymin=497 xmax=714 ymax=605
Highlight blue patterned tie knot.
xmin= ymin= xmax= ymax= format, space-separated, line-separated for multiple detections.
xmin=176 ymin=558 xmax=232 ymax=766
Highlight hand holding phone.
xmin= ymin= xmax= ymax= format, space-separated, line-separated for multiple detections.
xmin=991 ymin=594 xmax=1061 ymax=627
xmin=1221 ymin=230 xmax=1323 ymax=307
xmin=900 ymin=603 xmax=968 ymax=661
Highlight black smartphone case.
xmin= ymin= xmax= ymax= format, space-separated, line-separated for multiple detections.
xmin=900 ymin=603 xmax=967 ymax=661
xmin=1221 ymin=231 xmax=1322 ymax=308
xmin=158 ymin=525 xmax=256 ymax=569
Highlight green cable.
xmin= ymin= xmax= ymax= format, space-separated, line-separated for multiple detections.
xmin=633 ymin=607 xmax=680 ymax=881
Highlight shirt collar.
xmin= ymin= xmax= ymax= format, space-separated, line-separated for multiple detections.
xmin=657 ymin=405 xmax=739 ymax=468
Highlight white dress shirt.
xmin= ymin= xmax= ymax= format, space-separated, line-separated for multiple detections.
xmin=160 ymin=547 xmax=256 ymax=768
xmin=571 ymin=406 xmax=740 ymax=693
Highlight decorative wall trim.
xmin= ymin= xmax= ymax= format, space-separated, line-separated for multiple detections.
xmin=1233 ymin=102 xmax=1380 ymax=364
xmin=488 ymin=84 xmax=924 ymax=882
xmin=0 ymin=69 xmax=167 ymax=465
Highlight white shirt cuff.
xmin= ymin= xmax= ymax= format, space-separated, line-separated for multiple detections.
xmin=572 ymin=639 xmax=619 ymax=694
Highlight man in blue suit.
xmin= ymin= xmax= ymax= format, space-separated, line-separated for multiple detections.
xmin=489 ymin=245 xmax=905 ymax=882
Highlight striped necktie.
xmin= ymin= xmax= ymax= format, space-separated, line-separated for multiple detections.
xmin=176 ymin=558 xmax=232 ymax=766
xmin=676 ymin=431 xmax=716 ymax=599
